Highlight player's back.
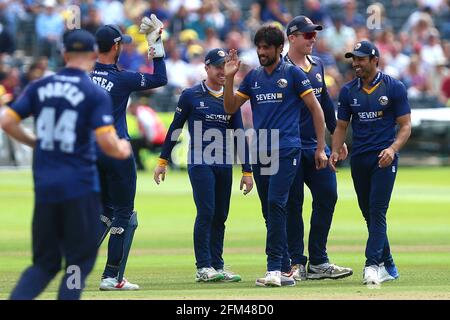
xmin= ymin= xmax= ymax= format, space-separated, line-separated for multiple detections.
xmin=19 ymin=68 xmax=113 ymax=203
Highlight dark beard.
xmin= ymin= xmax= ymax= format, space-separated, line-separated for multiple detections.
xmin=258 ymin=55 xmax=277 ymax=67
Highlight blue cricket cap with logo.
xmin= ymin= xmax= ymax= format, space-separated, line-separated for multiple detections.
xmin=205 ymin=48 xmax=227 ymax=66
xmin=63 ymin=29 xmax=97 ymax=52
xmin=286 ymin=15 xmax=323 ymax=36
xmin=95 ymin=24 xmax=132 ymax=48
xmin=345 ymin=41 xmax=380 ymax=58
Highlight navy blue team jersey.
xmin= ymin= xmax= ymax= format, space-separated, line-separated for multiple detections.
xmin=160 ymin=81 xmax=251 ymax=172
xmin=337 ymin=72 xmax=411 ymax=156
xmin=8 ymin=68 xmax=115 ymax=203
xmin=237 ymin=60 xmax=313 ymax=151
xmin=91 ymin=58 xmax=167 ymax=139
xmin=284 ymin=55 xmax=336 ymax=149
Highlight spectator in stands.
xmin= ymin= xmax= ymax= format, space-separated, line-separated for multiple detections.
xmin=0 ymin=21 xmax=14 ymax=55
xmin=421 ymin=28 xmax=446 ymax=71
xmin=313 ymin=37 xmax=337 ymax=68
xmin=259 ymin=0 xmax=291 ymax=25
xmin=144 ymin=0 xmax=171 ymax=28
xmin=35 ymin=0 xmax=65 ymax=59
xmin=303 ymin=0 xmax=329 ymax=26
xmin=204 ymin=27 xmax=222 ymax=52
xmin=97 ymin=0 xmax=126 ymax=26
xmin=185 ymin=5 xmax=214 ymax=41
xmin=168 ymin=4 xmax=189 ymax=36
xmin=220 ymin=7 xmax=247 ymax=41
xmin=204 ymin=0 xmax=225 ymax=31
xmin=168 ymin=0 xmax=203 ymax=16
xmin=402 ymin=54 xmax=431 ymax=98
xmin=165 ymin=46 xmax=191 ymax=93
xmin=430 ymin=58 xmax=449 ymax=103
xmin=119 ymin=42 xmax=145 ymax=72
xmin=343 ymin=0 xmax=365 ymax=28
xmin=82 ymin=5 xmax=103 ymax=36
xmin=323 ymin=11 xmax=356 ymax=72
xmin=386 ymin=41 xmax=411 ymax=78
xmin=375 ymin=30 xmax=396 ymax=58
xmin=441 ymin=70 xmax=450 ymax=106
xmin=124 ymin=0 xmax=149 ymax=22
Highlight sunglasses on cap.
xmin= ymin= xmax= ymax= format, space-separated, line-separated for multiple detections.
xmin=294 ymin=32 xmax=317 ymax=40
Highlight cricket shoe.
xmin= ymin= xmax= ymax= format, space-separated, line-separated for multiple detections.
xmin=195 ymin=267 xmax=224 ymax=282
xmin=307 ymin=262 xmax=353 ymax=280
xmin=255 ymin=271 xmax=296 ymax=287
xmin=378 ymin=264 xmax=399 ymax=283
xmin=291 ymin=264 xmax=307 ymax=281
xmin=363 ymin=265 xmax=380 ymax=285
xmin=99 ymin=277 xmax=140 ymax=291
xmin=216 ymin=268 xmax=241 ymax=282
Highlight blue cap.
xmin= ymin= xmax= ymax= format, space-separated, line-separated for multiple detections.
xmin=63 ymin=29 xmax=97 ymax=52
xmin=205 ymin=48 xmax=227 ymax=66
xmin=286 ymin=16 xmax=322 ymax=36
xmin=345 ymin=41 xmax=380 ymax=58
xmin=95 ymin=24 xmax=132 ymax=49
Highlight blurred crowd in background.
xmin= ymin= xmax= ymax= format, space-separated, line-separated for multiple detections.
xmin=1 ymin=0 xmax=450 ymax=112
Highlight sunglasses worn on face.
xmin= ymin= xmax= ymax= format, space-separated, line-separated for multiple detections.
xmin=301 ymin=32 xmax=317 ymax=40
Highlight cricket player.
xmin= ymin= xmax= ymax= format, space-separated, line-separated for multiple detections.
xmin=223 ymin=25 xmax=328 ymax=287
xmin=284 ymin=16 xmax=353 ymax=281
xmin=330 ymin=41 xmax=411 ymax=285
xmin=92 ymin=17 xmax=167 ymax=290
xmin=1 ymin=29 xmax=131 ymax=300
xmin=154 ymin=48 xmax=254 ymax=283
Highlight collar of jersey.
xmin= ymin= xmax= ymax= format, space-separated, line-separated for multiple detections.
xmin=357 ymin=71 xmax=382 ymax=93
xmin=284 ymin=54 xmax=316 ymax=73
xmin=201 ymin=80 xmax=223 ymax=97
xmin=95 ymin=62 xmax=118 ymax=70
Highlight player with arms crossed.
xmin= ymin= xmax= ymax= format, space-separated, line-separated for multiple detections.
xmin=284 ymin=16 xmax=353 ymax=281
xmin=154 ymin=48 xmax=253 ymax=283
xmin=329 ymin=41 xmax=411 ymax=285
xmin=223 ymin=25 xmax=328 ymax=287
xmin=1 ymin=29 xmax=131 ymax=300
xmin=92 ymin=16 xmax=167 ymax=291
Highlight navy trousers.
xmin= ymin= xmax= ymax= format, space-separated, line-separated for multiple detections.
xmin=97 ymin=151 xmax=137 ymax=278
xmin=350 ymin=151 xmax=397 ymax=267
xmin=287 ymin=147 xmax=337 ymax=266
xmin=253 ymin=148 xmax=300 ymax=272
xmin=188 ymin=165 xmax=233 ymax=270
xmin=10 ymin=192 xmax=102 ymax=300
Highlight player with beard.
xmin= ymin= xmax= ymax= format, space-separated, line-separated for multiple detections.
xmin=92 ymin=21 xmax=167 ymax=291
xmin=223 ymin=25 xmax=328 ymax=287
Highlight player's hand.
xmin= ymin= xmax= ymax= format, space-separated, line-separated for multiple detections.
xmin=240 ymin=175 xmax=253 ymax=195
xmin=328 ymin=151 xmax=340 ymax=172
xmin=378 ymin=146 xmax=396 ymax=168
xmin=315 ymin=148 xmax=328 ymax=170
xmin=154 ymin=165 xmax=167 ymax=185
xmin=139 ymin=14 xmax=165 ymax=58
xmin=339 ymin=142 xmax=348 ymax=161
xmin=117 ymin=140 xmax=132 ymax=159
xmin=224 ymin=49 xmax=241 ymax=78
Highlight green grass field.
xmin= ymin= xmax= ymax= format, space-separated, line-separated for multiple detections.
xmin=0 ymin=167 xmax=449 ymax=300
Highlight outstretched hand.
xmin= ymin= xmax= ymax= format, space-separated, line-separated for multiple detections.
xmin=224 ymin=49 xmax=241 ymax=78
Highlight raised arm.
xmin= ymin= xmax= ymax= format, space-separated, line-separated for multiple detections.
xmin=224 ymin=49 xmax=248 ymax=114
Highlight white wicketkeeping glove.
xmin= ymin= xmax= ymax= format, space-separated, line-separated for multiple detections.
xmin=139 ymin=14 xmax=165 ymax=59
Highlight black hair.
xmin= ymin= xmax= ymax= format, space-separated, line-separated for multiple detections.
xmin=254 ymin=25 xmax=284 ymax=48
xmin=97 ymin=41 xmax=115 ymax=53
xmin=369 ymin=55 xmax=379 ymax=67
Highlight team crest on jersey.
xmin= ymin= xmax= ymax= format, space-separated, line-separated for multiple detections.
xmin=277 ymin=78 xmax=288 ymax=88
xmin=315 ymin=73 xmax=322 ymax=82
xmin=378 ymin=96 xmax=389 ymax=106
